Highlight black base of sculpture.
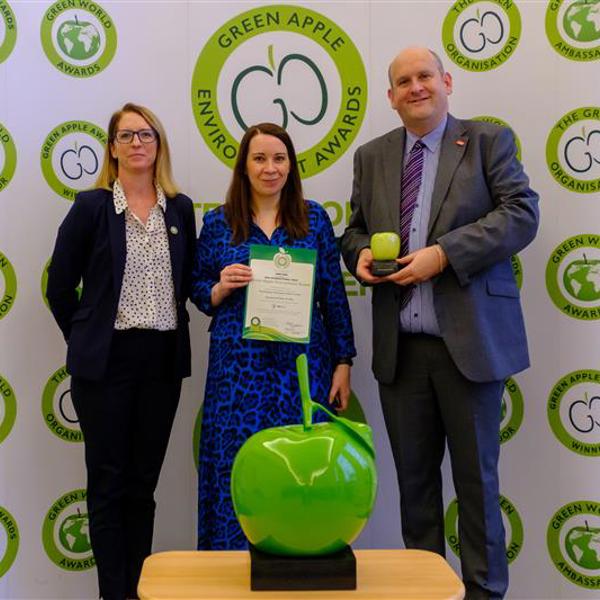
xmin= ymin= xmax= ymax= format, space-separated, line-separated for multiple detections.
xmin=249 ymin=543 xmax=356 ymax=590
xmin=371 ymin=259 xmax=400 ymax=276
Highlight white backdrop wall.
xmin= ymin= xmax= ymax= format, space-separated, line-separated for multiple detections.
xmin=1 ymin=1 xmax=599 ymax=598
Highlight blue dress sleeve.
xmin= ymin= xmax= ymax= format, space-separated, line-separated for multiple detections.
xmin=312 ymin=202 xmax=356 ymax=361
xmin=191 ymin=209 xmax=224 ymax=316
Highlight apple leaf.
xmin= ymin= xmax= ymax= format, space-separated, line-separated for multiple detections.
xmin=268 ymin=44 xmax=275 ymax=73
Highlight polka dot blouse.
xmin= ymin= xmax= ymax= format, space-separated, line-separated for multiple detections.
xmin=113 ymin=180 xmax=177 ymax=331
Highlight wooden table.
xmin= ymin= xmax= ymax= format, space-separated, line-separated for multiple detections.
xmin=138 ymin=549 xmax=465 ymax=599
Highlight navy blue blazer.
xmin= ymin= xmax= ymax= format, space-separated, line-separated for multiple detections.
xmin=47 ymin=187 xmax=197 ymax=381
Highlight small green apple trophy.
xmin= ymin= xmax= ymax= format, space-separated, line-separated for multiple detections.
xmin=371 ymin=232 xmax=400 ymax=276
xmin=230 ymin=354 xmax=378 ymax=590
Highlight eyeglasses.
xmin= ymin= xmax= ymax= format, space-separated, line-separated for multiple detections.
xmin=114 ymin=129 xmax=158 ymax=144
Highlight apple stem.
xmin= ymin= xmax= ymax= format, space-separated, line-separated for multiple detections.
xmin=296 ymin=354 xmax=313 ymax=431
xmin=586 ymin=520 xmax=590 ymax=531
xmin=268 ymin=45 xmax=276 ymax=72
xmin=583 ymin=253 xmax=588 ymax=264
xmin=75 ymin=15 xmax=79 ymax=25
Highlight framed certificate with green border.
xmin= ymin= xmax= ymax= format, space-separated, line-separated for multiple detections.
xmin=243 ymin=245 xmax=317 ymax=343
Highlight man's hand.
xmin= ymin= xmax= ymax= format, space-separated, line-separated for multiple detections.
xmin=356 ymin=248 xmax=386 ymax=284
xmin=386 ymin=244 xmax=448 ymax=286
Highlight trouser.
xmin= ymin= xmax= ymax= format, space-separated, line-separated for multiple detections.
xmin=379 ymin=334 xmax=507 ymax=600
xmin=71 ymin=329 xmax=181 ymax=600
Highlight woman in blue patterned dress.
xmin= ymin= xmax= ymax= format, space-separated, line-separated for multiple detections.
xmin=191 ymin=123 xmax=356 ymax=549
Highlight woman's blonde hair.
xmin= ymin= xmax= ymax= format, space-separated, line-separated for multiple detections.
xmin=95 ymin=102 xmax=179 ymax=197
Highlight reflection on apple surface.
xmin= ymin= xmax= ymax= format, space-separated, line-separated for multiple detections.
xmin=231 ymin=354 xmax=377 ymax=556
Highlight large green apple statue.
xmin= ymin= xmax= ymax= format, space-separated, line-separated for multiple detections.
xmin=231 ymin=354 xmax=377 ymax=556
xmin=371 ymin=232 xmax=401 ymax=276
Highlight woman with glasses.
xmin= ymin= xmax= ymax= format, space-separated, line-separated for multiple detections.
xmin=47 ymin=103 xmax=196 ymax=600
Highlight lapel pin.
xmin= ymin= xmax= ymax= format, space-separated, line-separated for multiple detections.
xmin=456 ymin=138 xmax=466 ymax=147
xmin=170 ymin=226 xmax=178 ymax=235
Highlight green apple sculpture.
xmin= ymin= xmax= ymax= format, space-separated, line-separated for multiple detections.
xmin=371 ymin=232 xmax=400 ymax=276
xmin=231 ymin=354 xmax=377 ymax=556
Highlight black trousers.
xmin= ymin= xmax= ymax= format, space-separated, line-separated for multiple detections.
xmin=379 ymin=334 xmax=507 ymax=600
xmin=71 ymin=329 xmax=181 ymax=600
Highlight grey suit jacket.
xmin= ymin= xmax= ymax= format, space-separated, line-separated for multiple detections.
xmin=341 ymin=114 xmax=539 ymax=384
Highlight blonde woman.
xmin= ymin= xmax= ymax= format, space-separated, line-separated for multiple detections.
xmin=47 ymin=103 xmax=196 ymax=600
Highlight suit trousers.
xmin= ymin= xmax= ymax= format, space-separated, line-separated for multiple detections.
xmin=71 ymin=329 xmax=181 ymax=600
xmin=379 ymin=334 xmax=507 ymax=600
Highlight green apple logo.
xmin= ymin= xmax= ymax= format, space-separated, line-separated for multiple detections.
xmin=191 ymin=5 xmax=367 ymax=177
xmin=232 ymin=45 xmax=327 ymax=130
xmin=41 ymin=2 xmax=116 ymax=78
xmin=460 ymin=9 xmax=504 ymax=53
xmin=56 ymin=15 xmax=101 ymax=60
xmin=230 ymin=354 xmax=377 ymax=555
xmin=564 ymin=127 xmax=600 ymax=173
xmin=566 ymin=521 xmax=600 ymax=569
xmin=568 ymin=392 xmax=600 ymax=433
xmin=548 ymin=501 xmax=600 ymax=588
xmin=563 ymin=254 xmax=600 ymax=302
xmin=563 ymin=1 xmax=600 ymax=43
xmin=58 ymin=509 xmax=91 ymax=554
xmin=60 ymin=142 xmax=99 ymax=181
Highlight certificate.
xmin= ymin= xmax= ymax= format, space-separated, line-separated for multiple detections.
xmin=243 ymin=245 xmax=316 ymax=343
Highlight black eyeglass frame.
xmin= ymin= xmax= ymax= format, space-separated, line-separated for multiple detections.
xmin=114 ymin=129 xmax=158 ymax=144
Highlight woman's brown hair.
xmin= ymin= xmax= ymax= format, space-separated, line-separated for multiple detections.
xmin=224 ymin=123 xmax=308 ymax=244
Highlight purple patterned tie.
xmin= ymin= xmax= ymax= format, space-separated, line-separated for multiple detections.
xmin=399 ymin=140 xmax=424 ymax=308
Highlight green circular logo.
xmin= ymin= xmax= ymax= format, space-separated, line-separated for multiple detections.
xmin=548 ymin=500 xmax=600 ymax=588
xmin=546 ymin=107 xmax=600 ymax=193
xmin=42 ymin=489 xmax=95 ymax=571
xmin=0 ymin=122 xmax=16 ymax=193
xmin=42 ymin=366 xmax=82 ymax=443
xmin=546 ymin=1 xmax=600 ymax=62
xmin=0 ymin=1 xmax=16 ymax=64
xmin=511 ymin=254 xmax=523 ymax=290
xmin=548 ymin=370 xmax=600 ymax=455
xmin=445 ymin=495 xmax=523 ymax=563
xmin=546 ymin=234 xmax=600 ymax=320
xmin=500 ymin=377 xmax=524 ymax=444
xmin=0 ymin=250 xmax=17 ymax=320
xmin=191 ymin=4 xmax=367 ymax=178
xmin=442 ymin=0 xmax=521 ymax=71
xmin=40 ymin=1 xmax=116 ymax=78
xmin=472 ymin=115 xmax=522 ymax=161
xmin=41 ymin=121 xmax=107 ymax=201
xmin=0 ymin=505 xmax=19 ymax=577
xmin=0 ymin=374 xmax=17 ymax=445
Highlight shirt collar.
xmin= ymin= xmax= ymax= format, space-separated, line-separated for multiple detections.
xmin=405 ymin=115 xmax=448 ymax=154
xmin=112 ymin=179 xmax=167 ymax=214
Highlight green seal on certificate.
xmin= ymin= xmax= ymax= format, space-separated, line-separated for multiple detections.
xmin=244 ymin=245 xmax=317 ymax=344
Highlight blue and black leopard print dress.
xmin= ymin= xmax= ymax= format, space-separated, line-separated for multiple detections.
xmin=191 ymin=200 xmax=356 ymax=549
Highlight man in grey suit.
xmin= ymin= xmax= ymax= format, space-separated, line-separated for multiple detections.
xmin=341 ymin=47 xmax=539 ymax=599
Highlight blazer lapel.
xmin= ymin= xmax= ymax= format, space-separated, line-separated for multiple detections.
xmin=383 ymin=128 xmax=405 ymax=233
xmin=106 ymin=195 xmax=126 ymax=300
xmin=164 ymin=199 xmax=183 ymax=299
xmin=428 ymin=115 xmax=468 ymax=238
